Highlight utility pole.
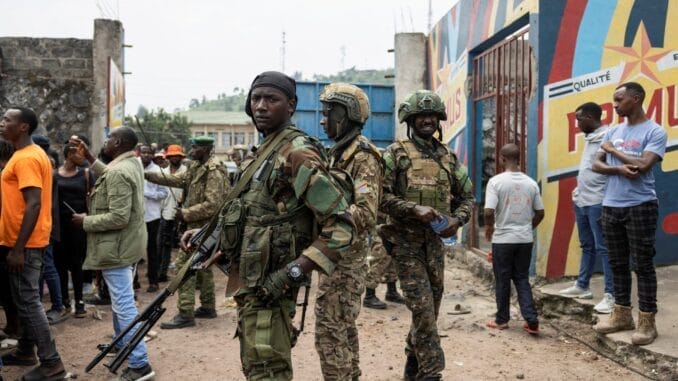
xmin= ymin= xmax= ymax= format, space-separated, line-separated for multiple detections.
xmin=280 ymin=30 xmax=286 ymax=73
xmin=427 ymin=0 xmax=433 ymax=32
xmin=340 ymin=45 xmax=346 ymax=71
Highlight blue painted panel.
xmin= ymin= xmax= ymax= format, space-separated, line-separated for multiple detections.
xmin=292 ymin=81 xmax=395 ymax=148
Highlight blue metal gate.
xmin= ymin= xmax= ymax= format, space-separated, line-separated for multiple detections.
xmin=293 ymin=81 xmax=395 ymax=148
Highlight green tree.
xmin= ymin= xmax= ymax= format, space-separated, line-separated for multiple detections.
xmin=125 ymin=108 xmax=192 ymax=149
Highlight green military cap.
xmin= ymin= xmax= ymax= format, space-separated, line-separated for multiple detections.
xmin=191 ymin=135 xmax=215 ymax=146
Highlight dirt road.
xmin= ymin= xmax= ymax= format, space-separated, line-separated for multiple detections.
xmin=1 ymin=257 xmax=643 ymax=380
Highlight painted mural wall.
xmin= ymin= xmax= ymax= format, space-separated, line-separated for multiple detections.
xmin=538 ymin=0 xmax=678 ymax=277
xmin=427 ymin=0 xmax=536 ymax=165
xmin=427 ymin=0 xmax=678 ymax=278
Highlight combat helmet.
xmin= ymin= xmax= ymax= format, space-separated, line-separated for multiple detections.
xmin=398 ymin=90 xmax=447 ymax=124
xmin=319 ymin=83 xmax=370 ymax=125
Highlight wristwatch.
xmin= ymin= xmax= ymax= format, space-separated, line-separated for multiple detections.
xmin=286 ymin=262 xmax=305 ymax=283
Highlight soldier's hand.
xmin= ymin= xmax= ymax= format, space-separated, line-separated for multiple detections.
xmin=180 ymin=228 xmax=200 ymax=251
xmin=175 ymin=207 xmax=185 ymax=222
xmin=413 ymin=205 xmax=439 ymax=223
xmin=438 ymin=216 xmax=460 ymax=238
xmin=258 ymin=267 xmax=292 ymax=304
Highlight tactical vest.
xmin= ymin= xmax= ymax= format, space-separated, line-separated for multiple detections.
xmin=237 ymin=131 xmax=317 ymax=290
xmin=331 ymin=136 xmax=383 ymax=205
xmin=398 ymin=140 xmax=452 ymax=215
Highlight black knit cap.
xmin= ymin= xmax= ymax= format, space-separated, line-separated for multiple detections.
xmin=245 ymin=71 xmax=298 ymax=117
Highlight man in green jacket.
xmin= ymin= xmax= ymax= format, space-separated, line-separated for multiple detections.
xmin=71 ymin=127 xmax=155 ymax=381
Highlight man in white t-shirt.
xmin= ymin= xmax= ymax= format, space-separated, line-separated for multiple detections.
xmin=484 ymin=144 xmax=545 ymax=334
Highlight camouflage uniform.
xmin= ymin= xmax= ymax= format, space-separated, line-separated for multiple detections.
xmin=232 ymin=123 xmax=354 ymax=381
xmin=380 ymin=91 xmax=474 ymax=380
xmin=145 ymin=153 xmax=228 ymax=318
xmin=316 ymin=137 xmax=382 ymax=380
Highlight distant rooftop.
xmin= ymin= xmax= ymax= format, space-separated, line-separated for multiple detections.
xmin=179 ymin=110 xmax=252 ymax=125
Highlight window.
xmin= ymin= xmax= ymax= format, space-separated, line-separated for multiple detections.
xmin=248 ymin=132 xmax=255 ymax=145
xmin=208 ymin=132 xmax=217 ymax=141
xmin=234 ymin=132 xmax=245 ymax=145
xmin=222 ymin=132 xmax=232 ymax=148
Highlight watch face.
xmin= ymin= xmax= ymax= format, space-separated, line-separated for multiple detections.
xmin=289 ymin=264 xmax=303 ymax=280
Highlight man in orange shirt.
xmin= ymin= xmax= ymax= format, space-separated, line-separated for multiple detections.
xmin=0 ymin=107 xmax=66 ymax=381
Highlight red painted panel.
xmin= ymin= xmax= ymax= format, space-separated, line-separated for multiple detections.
xmin=545 ymin=177 xmax=577 ymax=278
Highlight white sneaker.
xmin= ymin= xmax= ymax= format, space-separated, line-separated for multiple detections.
xmin=593 ymin=293 xmax=615 ymax=314
xmin=558 ymin=284 xmax=593 ymax=299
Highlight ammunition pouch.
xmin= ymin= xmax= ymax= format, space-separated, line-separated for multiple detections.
xmin=219 ymin=198 xmax=247 ymax=265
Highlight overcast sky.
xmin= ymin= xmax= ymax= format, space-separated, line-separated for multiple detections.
xmin=1 ymin=0 xmax=454 ymax=114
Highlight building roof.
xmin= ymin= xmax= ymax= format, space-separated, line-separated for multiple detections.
xmin=179 ymin=110 xmax=252 ymax=125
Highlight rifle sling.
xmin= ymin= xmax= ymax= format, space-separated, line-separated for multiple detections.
xmin=171 ymin=126 xmax=302 ymax=292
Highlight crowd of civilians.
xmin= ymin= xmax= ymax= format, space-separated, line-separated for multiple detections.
xmin=0 ymin=107 xmax=189 ymax=380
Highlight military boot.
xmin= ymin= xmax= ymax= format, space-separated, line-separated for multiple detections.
xmin=160 ymin=313 xmax=196 ymax=329
xmin=403 ymin=355 xmax=418 ymax=381
xmin=593 ymin=304 xmax=635 ymax=334
xmin=631 ymin=311 xmax=658 ymax=345
xmin=363 ymin=288 xmax=387 ymax=309
xmin=384 ymin=282 xmax=405 ymax=304
xmin=194 ymin=306 xmax=217 ymax=319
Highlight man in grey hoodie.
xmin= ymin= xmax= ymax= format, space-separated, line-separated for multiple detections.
xmin=559 ymin=102 xmax=614 ymax=314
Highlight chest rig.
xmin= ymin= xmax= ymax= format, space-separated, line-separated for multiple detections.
xmin=237 ymin=129 xmax=316 ymax=289
xmin=398 ymin=140 xmax=452 ymax=215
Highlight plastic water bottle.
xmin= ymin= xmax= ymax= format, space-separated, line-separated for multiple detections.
xmin=430 ymin=216 xmax=457 ymax=246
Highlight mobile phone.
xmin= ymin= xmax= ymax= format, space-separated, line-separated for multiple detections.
xmin=62 ymin=201 xmax=77 ymax=214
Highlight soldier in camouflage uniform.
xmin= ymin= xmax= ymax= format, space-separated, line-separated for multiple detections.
xmin=314 ymin=83 xmax=383 ymax=380
xmin=144 ymin=135 xmax=228 ymax=329
xmin=181 ymin=72 xmax=354 ymax=381
xmin=363 ymin=212 xmax=404 ymax=309
xmin=380 ymin=90 xmax=474 ymax=381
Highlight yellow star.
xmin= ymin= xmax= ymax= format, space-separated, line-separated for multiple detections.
xmin=605 ymin=22 xmax=668 ymax=84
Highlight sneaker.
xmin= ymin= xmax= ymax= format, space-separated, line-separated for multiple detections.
xmin=74 ymin=301 xmax=87 ymax=318
xmin=593 ymin=293 xmax=615 ymax=314
xmin=558 ymin=284 xmax=593 ymax=299
xmin=112 ymin=364 xmax=155 ymax=381
xmin=46 ymin=308 xmax=70 ymax=325
xmin=84 ymin=294 xmax=111 ymax=306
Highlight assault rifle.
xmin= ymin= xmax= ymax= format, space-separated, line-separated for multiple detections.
xmin=86 ymin=221 xmax=227 ymax=374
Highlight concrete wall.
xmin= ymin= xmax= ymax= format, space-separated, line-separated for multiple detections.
xmin=92 ymin=19 xmax=124 ymax=152
xmin=394 ymin=33 xmax=427 ymax=140
xmin=0 ymin=18 xmax=123 ymax=153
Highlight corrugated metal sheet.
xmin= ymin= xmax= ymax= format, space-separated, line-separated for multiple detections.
xmin=293 ymin=81 xmax=395 ymax=148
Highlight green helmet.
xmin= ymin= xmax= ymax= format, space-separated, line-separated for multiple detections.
xmin=398 ymin=90 xmax=447 ymax=123
xmin=319 ymin=82 xmax=370 ymax=125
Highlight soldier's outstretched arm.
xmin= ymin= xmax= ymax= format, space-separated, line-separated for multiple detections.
xmin=348 ymin=151 xmax=382 ymax=234
xmin=181 ymin=164 xmax=228 ymax=223
xmin=144 ymin=169 xmax=188 ymax=188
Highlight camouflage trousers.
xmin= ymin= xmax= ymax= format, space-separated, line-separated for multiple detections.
xmin=315 ymin=265 xmax=366 ymax=380
xmin=365 ymin=233 xmax=398 ymax=289
xmin=392 ymin=233 xmax=445 ymax=379
xmin=235 ymin=291 xmax=295 ymax=381
xmin=175 ymin=249 xmax=215 ymax=318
